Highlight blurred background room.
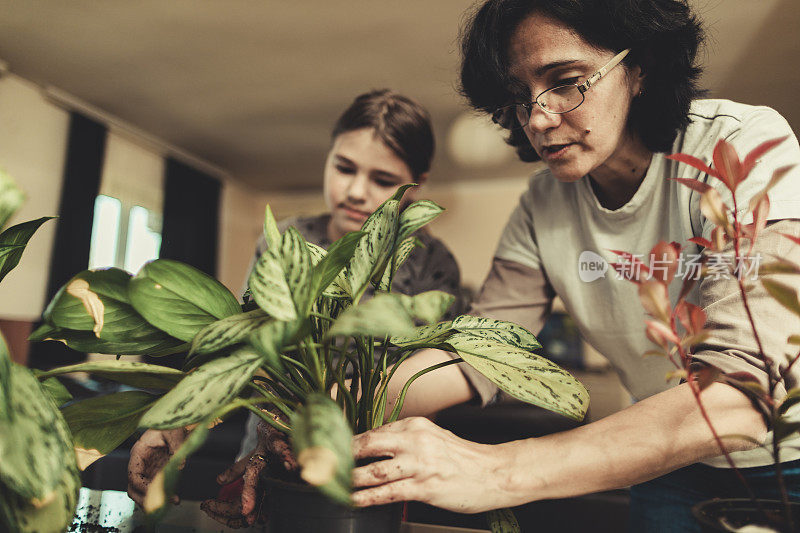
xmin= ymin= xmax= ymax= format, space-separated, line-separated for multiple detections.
xmin=0 ymin=1 xmax=798 ymax=530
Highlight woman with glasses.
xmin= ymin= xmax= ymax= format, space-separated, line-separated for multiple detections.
xmin=126 ymin=89 xmax=465 ymax=527
xmin=351 ymin=0 xmax=800 ymax=530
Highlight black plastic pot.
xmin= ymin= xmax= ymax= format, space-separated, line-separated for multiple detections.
xmin=264 ymin=477 xmax=403 ymax=533
xmin=692 ymin=498 xmax=800 ymax=532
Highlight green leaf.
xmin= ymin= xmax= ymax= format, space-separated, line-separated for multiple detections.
xmin=190 ymin=308 xmax=271 ymax=356
xmin=327 ymin=293 xmax=417 ymax=339
xmin=763 ymin=279 xmax=800 ymax=318
xmin=774 ymin=415 xmax=800 ymax=443
xmin=347 ymin=198 xmax=402 ymax=299
xmin=452 ymin=315 xmax=542 ymax=351
xmin=62 ymin=390 xmax=157 ymax=469
xmin=397 ymin=199 xmax=444 ymax=242
xmin=37 ymin=360 xmax=185 ymax=390
xmin=279 ymin=227 xmax=314 ymax=315
xmin=42 ymin=268 xmax=187 ymax=355
xmin=0 ymin=217 xmax=53 ymax=283
xmin=487 ymin=508 xmax=521 ymax=533
xmin=0 ymin=462 xmax=79 ymax=533
xmin=0 ymin=364 xmax=78 ymax=504
xmin=263 ymin=205 xmax=282 ymax=250
xmin=30 ymin=371 xmax=72 ymax=407
xmin=249 ymin=319 xmax=300 ymax=374
xmin=31 ymin=323 xmax=187 ymax=358
xmin=248 ymin=248 xmax=296 ymax=321
xmin=376 ymin=236 xmax=421 ymax=291
xmin=400 ymin=291 xmax=455 ymax=324
xmin=310 ymin=231 xmax=364 ymax=300
xmin=445 ymin=333 xmax=588 ymax=421
xmin=291 ymin=393 xmax=353 ymax=505
xmin=130 ymin=259 xmax=239 ymax=342
xmin=0 ymin=169 xmax=25 ymax=230
xmin=390 ymin=321 xmax=454 ymax=348
xmin=139 ymin=348 xmax=263 ymax=429
xmin=0 ymin=332 xmax=11 ymax=417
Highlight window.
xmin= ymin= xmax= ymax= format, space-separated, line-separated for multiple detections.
xmin=88 ymin=194 xmax=161 ymax=273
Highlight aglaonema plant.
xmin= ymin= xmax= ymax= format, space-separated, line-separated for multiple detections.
xmin=0 ymin=170 xmax=72 ymax=533
xmin=27 ymin=184 xmax=588 ymax=529
xmin=612 ymin=136 xmax=799 ymax=530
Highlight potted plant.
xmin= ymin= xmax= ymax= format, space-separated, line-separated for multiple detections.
xmin=613 ymin=137 xmax=800 ymax=532
xmin=5 ymin=184 xmax=589 ymax=532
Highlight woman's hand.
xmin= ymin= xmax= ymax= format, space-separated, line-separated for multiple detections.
xmin=351 ymin=417 xmax=513 ymax=513
xmin=200 ymin=416 xmax=297 ymax=528
xmin=127 ymin=428 xmax=188 ymax=506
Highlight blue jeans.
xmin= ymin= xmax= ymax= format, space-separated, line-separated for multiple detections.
xmin=628 ymin=459 xmax=800 ymax=532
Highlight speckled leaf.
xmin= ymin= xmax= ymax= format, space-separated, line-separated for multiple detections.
xmin=139 ymin=348 xmax=263 ymax=429
xmin=0 ymin=460 xmax=79 ymax=533
xmin=62 ymin=390 xmax=157 ymax=469
xmin=397 ymin=199 xmax=444 ymax=242
xmin=263 ymin=205 xmax=282 ymax=250
xmin=279 ymin=227 xmax=314 ymax=314
xmin=452 ymin=315 xmax=542 ymax=351
xmin=190 ymin=309 xmax=271 ymax=356
xmin=310 ymin=231 xmax=364 ymax=300
xmin=401 ymin=291 xmax=455 ymax=324
xmin=307 ymin=242 xmax=350 ymax=299
xmin=327 ymin=293 xmax=416 ymax=339
xmin=249 ymin=248 xmax=296 ymax=320
xmin=390 ymin=321 xmax=454 ymax=347
xmin=0 ymin=217 xmax=53 ymax=283
xmin=487 ymin=508 xmax=521 ymax=533
xmin=291 ymin=393 xmax=353 ymax=504
xmin=376 ymin=236 xmax=421 ymax=291
xmin=29 ymin=322 xmax=187 ymax=358
xmin=37 ymin=360 xmax=185 ymax=390
xmin=0 ymin=364 xmax=78 ymax=504
xmin=249 ymin=318 xmax=299 ymax=374
xmin=445 ymin=333 xmax=588 ymax=421
xmin=347 ymin=194 xmax=404 ymax=299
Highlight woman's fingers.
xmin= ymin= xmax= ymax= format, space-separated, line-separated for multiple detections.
xmin=352 ymin=457 xmax=415 ymax=488
xmin=351 ymin=478 xmax=422 ymax=507
xmin=241 ymin=453 xmax=268 ymax=520
xmin=352 ymin=429 xmax=406 ymax=460
xmin=217 ymin=453 xmax=249 ymax=485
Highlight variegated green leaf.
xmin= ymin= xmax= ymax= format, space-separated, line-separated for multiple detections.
xmin=249 ymin=319 xmax=300 ymax=373
xmin=0 ymin=217 xmax=54 ymax=284
xmin=263 ymin=205 xmax=282 ymax=250
xmin=37 ymin=360 xmax=185 ymax=390
xmin=487 ymin=508 xmax=521 ymax=533
xmin=452 ymin=315 xmax=542 ymax=351
xmin=400 ymin=291 xmax=455 ymax=324
xmin=327 ymin=293 xmax=416 ymax=339
xmin=307 ymin=242 xmax=351 ymax=299
xmin=249 ymin=248 xmax=296 ymax=321
xmin=390 ymin=321 xmax=454 ymax=347
xmin=291 ymin=393 xmax=353 ymax=505
xmin=0 ymin=364 xmax=78 ymax=503
xmin=347 ymin=197 xmax=402 ymax=300
xmin=190 ymin=309 xmax=271 ymax=356
xmin=446 ymin=333 xmax=588 ymax=421
xmin=30 ymin=371 xmax=72 ymax=407
xmin=130 ymin=260 xmax=240 ymax=342
xmin=376 ymin=236 xmax=421 ymax=291
xmin=139 ymin=348 xmax=263 ymax=429
xmin=279 ymin=227 xmax=314 ymax=314
xmin=397 ymin=199 xmax=444 ymax=242
xmin=62 ymin=390 xmax=157 ymax=470
xmin=310 ymin=231 xmax=363 ymax=300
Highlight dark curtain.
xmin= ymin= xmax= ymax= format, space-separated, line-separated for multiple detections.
xmin=158 ymin=158 xmax=221 ymax=276
xmin=147 ymin=158 xmax=221 ymax=369
xmin=28 ymin=113 xmax=107 ymax=370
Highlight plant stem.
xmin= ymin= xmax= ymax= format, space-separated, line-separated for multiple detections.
xmin=386 ymin=359 xmax=461 ymax=423
xmin=242 ymin=403 xmax=291 ymax=434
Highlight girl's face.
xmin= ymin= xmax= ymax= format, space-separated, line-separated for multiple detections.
xmin=507 ymin=12 xmax=644 ymax=182
xmin=323 ymin=128 xmax=419 ymax=238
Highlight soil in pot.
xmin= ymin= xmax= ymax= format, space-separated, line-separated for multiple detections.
xmin=692 ymin=498 xmax=800 ymax=532
xmin=262 ymin=458 xmax=403 ymax=533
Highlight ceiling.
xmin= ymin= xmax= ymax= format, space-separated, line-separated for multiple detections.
xmin=0 ymin=0 xmax=798 ymax=191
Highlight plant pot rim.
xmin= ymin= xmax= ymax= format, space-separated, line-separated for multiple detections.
xmin=692 ymin=498 xmax=800 ymax=532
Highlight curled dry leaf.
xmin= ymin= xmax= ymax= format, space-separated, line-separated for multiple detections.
xmin=66 ymin=278 xmax=104 ymax=337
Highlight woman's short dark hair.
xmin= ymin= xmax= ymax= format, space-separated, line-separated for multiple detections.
xmin=332 ymin=89 xmax=435 ymax=180
xmin=459 ymin=0 xmax=705 ymax=162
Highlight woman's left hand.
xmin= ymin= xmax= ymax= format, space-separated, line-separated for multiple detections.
xmin=351 ymin=417 xmax=513 ymax=513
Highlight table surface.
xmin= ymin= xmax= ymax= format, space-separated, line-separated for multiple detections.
xmin=68 ymin=489 xmax=489 ymax=533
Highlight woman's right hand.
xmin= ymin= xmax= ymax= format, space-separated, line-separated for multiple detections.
xmin=127 ymin=427 xmax=188 ymax=507
xmin=200 ymin=417 xmax=297 ymax=528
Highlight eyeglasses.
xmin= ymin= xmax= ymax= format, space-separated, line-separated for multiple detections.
xmin=492 ymin=49 xmax=631 ymax=130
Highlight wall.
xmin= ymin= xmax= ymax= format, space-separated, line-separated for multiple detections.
xmin=0 ymin=74 xmax=69 ymax=320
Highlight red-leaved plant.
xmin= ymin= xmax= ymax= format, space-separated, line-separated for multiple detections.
xmin=612 ymin=136 xmax=799 ymax=530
